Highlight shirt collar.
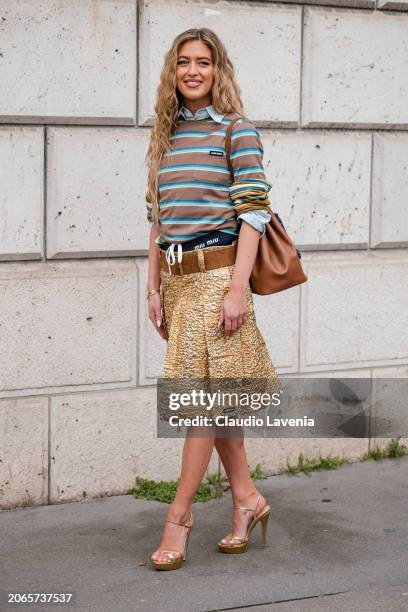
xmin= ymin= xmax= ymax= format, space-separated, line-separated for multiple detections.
xmin=177 ymin=104 xmax=225 ymax=123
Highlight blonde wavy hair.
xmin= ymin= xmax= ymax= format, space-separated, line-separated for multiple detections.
xmin=144 ymin=28 xmax=245 ymax=224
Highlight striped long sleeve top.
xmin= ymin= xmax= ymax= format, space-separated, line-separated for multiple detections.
xmin=146 ymin=104 xmax=272 ymax=245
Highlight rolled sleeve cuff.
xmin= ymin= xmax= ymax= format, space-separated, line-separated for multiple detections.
xmin=237 ymin=209 xmax=271 ymax=239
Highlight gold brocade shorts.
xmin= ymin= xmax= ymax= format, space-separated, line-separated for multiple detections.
xmin=159 ymin=244 xmax=282 ymax=421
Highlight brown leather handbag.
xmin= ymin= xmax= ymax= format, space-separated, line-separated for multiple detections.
xmin=225 ymin=116 xmax=308 ymax=295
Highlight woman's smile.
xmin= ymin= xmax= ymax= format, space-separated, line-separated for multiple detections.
xmin=184 ymin=80 xmax=202 ymax=88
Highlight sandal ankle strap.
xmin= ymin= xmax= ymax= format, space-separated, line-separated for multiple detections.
xmin=165 ymin=519 xmax=190 ymax=528
xmin=232 ymin=507 xmax=255 ymax=512
xmin=165 ymin=511 xmax=193 ymax=529
xmin=233 ymin=494 xmax=261 ymax=514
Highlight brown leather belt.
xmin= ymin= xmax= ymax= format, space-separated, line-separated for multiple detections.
xmin=159 ymin=241 xmax=238 ymax=276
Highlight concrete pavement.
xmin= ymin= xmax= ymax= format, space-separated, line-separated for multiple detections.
xmin=1 ymin=456 xmax=407 ymax=612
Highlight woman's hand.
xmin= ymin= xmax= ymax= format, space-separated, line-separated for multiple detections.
xmin=148 ymin=293 xmax=168 ymax=341
xmin=218 ymin=286 xmax=247 ymax=338
xmin=217 ymin=221 xmax=259 ymax=337
xmin=147 ymin=224 xmax=167 ymax=341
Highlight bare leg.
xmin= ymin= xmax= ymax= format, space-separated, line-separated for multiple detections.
xmin=215 ymin=429 xmax=268 ymax=543
xmin=151 ymin=426 xmax=215 ymax=563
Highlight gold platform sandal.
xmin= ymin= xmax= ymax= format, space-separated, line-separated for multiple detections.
xmin=151 ymin=511 xmax=193 ymax=571
xmin=218 ymin=495 xmax=271 ymax=554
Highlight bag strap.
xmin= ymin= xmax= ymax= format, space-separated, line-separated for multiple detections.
xmin=225 ymin=115 xmax=242 ymax=178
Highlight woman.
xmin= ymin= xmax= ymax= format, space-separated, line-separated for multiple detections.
xmin=145 ymin=28 xmax=281 ymax=571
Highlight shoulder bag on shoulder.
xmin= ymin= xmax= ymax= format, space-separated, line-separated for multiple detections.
xmin=225 ymin=116 xmax=308 ymax=295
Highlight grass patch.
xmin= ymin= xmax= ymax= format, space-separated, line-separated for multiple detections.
xmin=387 ymin=438 xmax=408 ymax=458
xmin=205 ymin=471 xmax=225 ymax=486
xmin=286 ymin=438 xmax=407 ymax=476
xmin=250 ymin=463 xmax=268 ymax=480
xmin=129 ymin=462 xmax=268 ymax=503
xmin=286 ymin=452 xmax=350 ymax=476
xmin=128 ymin=475 xmax=224 ymax=504
xmin=361 ymin=446 xmax=386 ymax=461
xmin=361 ymin=437 xmax=407 ymax=462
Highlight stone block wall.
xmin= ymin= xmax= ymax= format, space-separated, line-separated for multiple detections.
xmin=1 ymin=0 xmax=407 ymax=508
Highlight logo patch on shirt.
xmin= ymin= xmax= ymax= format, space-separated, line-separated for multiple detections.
xmin=209 ymin=150 xmax=224 ymax=157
